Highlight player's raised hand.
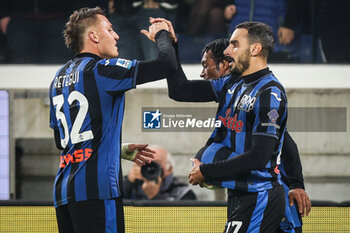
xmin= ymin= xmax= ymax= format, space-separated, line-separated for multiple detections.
xmin=149 ymin=17 xmax=177 ymax=43
xmin=288 ymin=188 xmax=312 ymax=217
xmin=128 ymin=144 xmax=156 ymax=165
xmin=188 ymin=158 xmax=205 ymax=186
xmin=141 ymin=21 xmax=169 ymax=42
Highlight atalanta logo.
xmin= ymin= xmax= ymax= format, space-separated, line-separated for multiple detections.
xmin=267 ymin=109 xmax=279 ymax=123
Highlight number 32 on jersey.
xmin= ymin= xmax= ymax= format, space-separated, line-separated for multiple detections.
xmin=53 ymin=91 xmax=94 ymax=148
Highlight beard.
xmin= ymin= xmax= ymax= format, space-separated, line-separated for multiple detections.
xmin=231 ymin=48 xmax=250 ymax=75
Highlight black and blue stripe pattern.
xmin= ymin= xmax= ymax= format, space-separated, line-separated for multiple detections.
xmin=197 ymin=69 xmax=287 ymax=192
xmin=50 ymin=53 xmax=139 ymax=208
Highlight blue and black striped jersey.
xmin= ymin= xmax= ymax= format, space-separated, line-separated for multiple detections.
xmin=49 ymin=53 xmax=138 ymax=207
xmin=196 ymin=68 xmax=287 ymax=192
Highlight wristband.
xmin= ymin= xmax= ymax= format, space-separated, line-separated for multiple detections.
xmin=121 ymin=144 xmax=139 ymax=161
xmin=201 ymin=182 xmax=222 ymax=190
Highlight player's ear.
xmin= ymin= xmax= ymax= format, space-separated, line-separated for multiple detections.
xmin=251 ymin=43 xmax=262 ymax=56
xmin=221 ymin=60 xmax=230 ymax=73
xmin=88 ymin=31 xmax=99 ymax=43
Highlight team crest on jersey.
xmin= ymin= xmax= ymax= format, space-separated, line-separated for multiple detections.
xmin=116 ymin=59 xmax=132 ymax=69
xmin=143 ymin=109 xmax=162 ymax=129
xmin=261 ymin=109 xmax=280 ymax=129
xmin=267 ymin=109 xmax=279 ymax=123
xmin=234 ymin=95 xmax=256 ymax=112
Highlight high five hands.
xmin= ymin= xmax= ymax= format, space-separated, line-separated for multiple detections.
xmin=141 ymin=17 xmax=177 ymax=43
xmin=140 ymin=21 xmax=168 ymax=42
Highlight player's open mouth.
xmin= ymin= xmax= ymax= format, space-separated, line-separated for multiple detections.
xmin=226 ymin=56 xmax=234 ymax=66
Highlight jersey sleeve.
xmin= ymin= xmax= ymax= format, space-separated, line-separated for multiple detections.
xmin=95 ymin=58 xmax=139 ymax=93
xmin=49 ymin=83 xmax=58 ymax=129
xmin=252 ymin=87 xmax=287 ymax=139
xmin=49 ymin=101 xmax=58 ymax=129
xmin=209 ymin=75 xmax=231 ymax=101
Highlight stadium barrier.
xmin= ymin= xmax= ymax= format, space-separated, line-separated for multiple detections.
xmin=0 ymin=200 xmax=349 ymax=232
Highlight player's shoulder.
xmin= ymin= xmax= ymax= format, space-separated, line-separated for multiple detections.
xmin=259 ymin=72 xmax=286 ymax=94
xmin=211 ymin=73 xmax=241 ymax=88
xmin=96 ymin=58 xmax=137 ymax=69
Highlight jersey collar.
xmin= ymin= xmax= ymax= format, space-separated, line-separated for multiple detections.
xmin=241 ymin=68 xmax=270 ymax=84
xmin=75 ymin=52 xmax=102 ymax=60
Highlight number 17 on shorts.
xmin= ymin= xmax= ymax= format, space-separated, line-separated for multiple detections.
xmin=225 ymin=221 xmax=242 ymax=233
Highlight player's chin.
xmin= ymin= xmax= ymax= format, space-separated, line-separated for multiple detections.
xmin=114 ymin=48 xmax=119 ymax=58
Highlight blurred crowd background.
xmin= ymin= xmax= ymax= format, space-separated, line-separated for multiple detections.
xmin=0 ymin=0 xmax=350 ymax=64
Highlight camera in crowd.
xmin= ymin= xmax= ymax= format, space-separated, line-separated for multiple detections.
xmin=141 ymin=162 xmax=163 ymax=183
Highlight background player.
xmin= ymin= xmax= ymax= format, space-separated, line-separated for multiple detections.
xmin=49 ymin=7 xmax=176 ymax=233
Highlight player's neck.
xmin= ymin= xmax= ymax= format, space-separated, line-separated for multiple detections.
xmin=241 ymin=59 xmax=267 ymax=76
xmin=80 ymin=43 xmax=102 ymax=58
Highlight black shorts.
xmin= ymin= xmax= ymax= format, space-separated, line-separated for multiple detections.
xmin=55 ymin=197 xmax=125 ymax=233
xmin=224 ymin=185 xmax=285 ymax=233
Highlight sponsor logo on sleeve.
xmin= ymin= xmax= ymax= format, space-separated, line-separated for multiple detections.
xmin=116 ymin=59 xmax=132 ymax=69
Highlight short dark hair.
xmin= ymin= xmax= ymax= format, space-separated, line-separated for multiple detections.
xmin=235 ymin=22 xmax=275 ymax=58
xmin=201 ymin=38 xmax=230 ymax=69
xmin=63 ymin=7 xmax=105 ymax=54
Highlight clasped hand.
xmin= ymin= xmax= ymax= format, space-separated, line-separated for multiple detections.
xmin=188 ymin=158 xmax=205 ymax=186
xmin=141 ymin=21 xmax=168 ymax=42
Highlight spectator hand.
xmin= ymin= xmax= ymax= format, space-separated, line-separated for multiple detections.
xmin=0 ymin=17 xmax=10 ymax=34
xmin=188 ymin=158 xmax=205 ymax=186
xmin=141 ymin=22 xmax=169 ymax=42
xmin=149 ymin=17 xmax=177 ymax=43
xmin=128 ymin=144 xmax=156 ymax=166
xmin=224 ymin=5 xmax=236 ymax=20
xmin=278 ymin=27 xmax=295 ymax=45
xmin=142 ymin=176 xmax=162 ymax=199
xmin=289 ymin=188 xmax=312 ymax=217
xmin=108 ymin=0 xmax=115 ymax=14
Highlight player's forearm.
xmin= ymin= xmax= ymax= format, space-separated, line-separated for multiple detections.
xmin=167 ymin=43 xmax=217 ymax=102
xmin=282 ymin=131 xmax=305 ymax=189
xmin=136 ymin=30 xmax=177 ymax=85
xmin=200 ymin=135 xmax=277 ymax=180
xmin=167 ymin=77 xmax=217 ymax=102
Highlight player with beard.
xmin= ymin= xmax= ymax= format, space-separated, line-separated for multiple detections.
xmin=153 ymin=18 xmax=292 ymax=233
xmin=200 ymin=38 xmax=310 ymax=233
xmin=192 ymin=22 xmax=287 ymax=233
